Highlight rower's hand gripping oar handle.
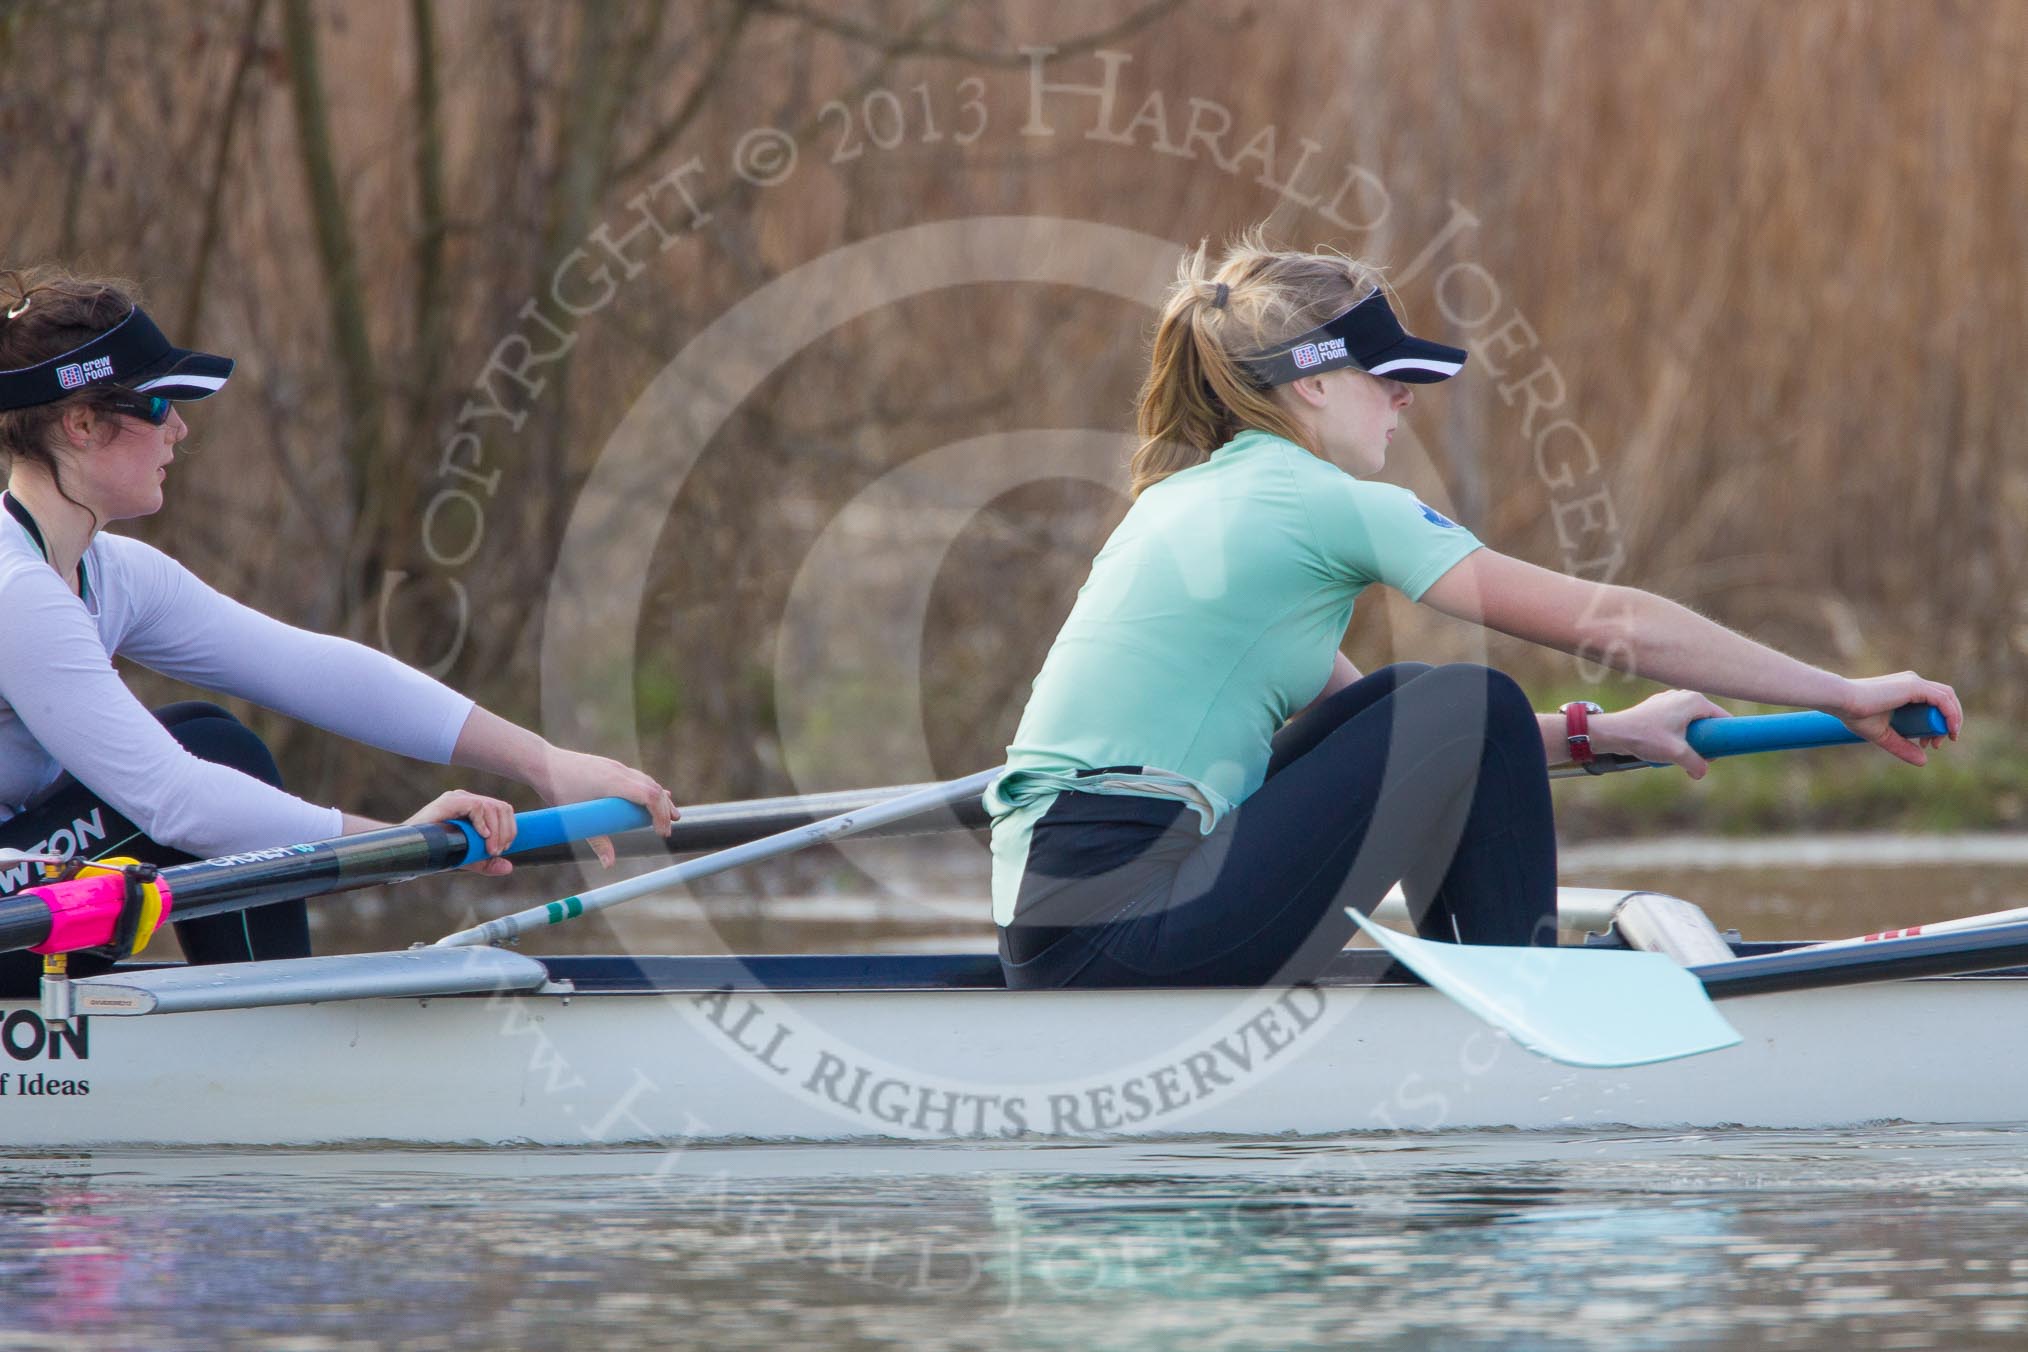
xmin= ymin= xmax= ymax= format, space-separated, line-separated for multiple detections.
xmin=446 ymin=797 xmax=653 ymax=867
xmin=0 ymin=797 xmax=662 ymax=957
xmin=1582 ymin=703 xmax=1948 ymax=775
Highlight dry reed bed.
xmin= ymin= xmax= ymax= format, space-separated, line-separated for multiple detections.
xmin=0 ymin=0 xmax=2019 ymax=824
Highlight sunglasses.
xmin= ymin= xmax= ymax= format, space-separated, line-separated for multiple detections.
xmin=104 ymin=392 xmax=172 ymax=425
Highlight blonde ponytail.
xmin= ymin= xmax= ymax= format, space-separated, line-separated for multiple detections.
xmin=1130 ymin=228 xmax=1387 ymax=497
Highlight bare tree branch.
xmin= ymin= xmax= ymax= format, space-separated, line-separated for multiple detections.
xmin=613 ymin=0 xmax=757 ymax=182
xmin=612 ymin=0 xmax=673 ymax=115
xmin=533 ymin=0 xmax=638 ymax=520
xmin=280 ymin=0 xmax=387 ymax=619
xmin=55 ymin=0 xmax=114 ymax=256
xmin=405 ymin=0 xmax=449 ymax=431
xmin=669 ymin=0 xmax=963 ymax=223
xmin=181 ymin=0 xmax=269 ymax=340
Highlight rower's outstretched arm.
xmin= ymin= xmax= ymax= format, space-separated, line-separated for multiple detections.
xmin=1416 ymin=549 xmax=1962 ymax=766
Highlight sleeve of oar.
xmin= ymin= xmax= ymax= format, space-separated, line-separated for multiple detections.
xmin=112 ymin=542 xmax=474 ymax=761
xmin=0 ymin=557 xmax=346 ymax=859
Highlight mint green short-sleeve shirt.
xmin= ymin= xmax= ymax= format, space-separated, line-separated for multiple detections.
xmin=987 ymin=429 xmax=1483 ymax=923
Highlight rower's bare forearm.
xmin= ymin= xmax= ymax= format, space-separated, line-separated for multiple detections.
xmin=444 ymin=707 xmax=676 ymax=837
xmin=1422 ymin=555 xmax=1850 ymax=714
xmin=448 ymin=707 xmax=555 ymax=791
xmin=1536 ymin=713 xmax=1571 ymax=766
xmin=1587 ymin=588 xmax=1852 ymax=713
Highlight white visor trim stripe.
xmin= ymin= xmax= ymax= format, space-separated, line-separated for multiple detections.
xmin=133 ymin=373 xmax=229 ymax=393
xmin=1366 ymin=357 xmax=1464 ymax=377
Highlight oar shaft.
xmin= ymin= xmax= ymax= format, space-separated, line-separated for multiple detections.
xmin=162 ymin=827 xmax=464 ymax=923
xmin=510 ymin=790 xmax=989 ymax=865
xmin=434 ymin=770 xmax=1001 ymax=948
xmin=521 ymin=706 xmax=1953 ymax=858
xmin=167 ymin=799 xmax=650 ymax=924
xmin=1 ymin=799 xmax=653 ymax=954
xmin=1697 ymin=918 xmax=2028 ymax=999
xmin=0 ymin=897 xmax=53 ymax=952
xmin=1795 ymin=903 xmax=2028 ymax=955
xmin=618 ymin=782 xmax=990 ymax=856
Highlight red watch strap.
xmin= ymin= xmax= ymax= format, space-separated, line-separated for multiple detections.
xmin=1564 ymin=703 xmax=1594 ymax=765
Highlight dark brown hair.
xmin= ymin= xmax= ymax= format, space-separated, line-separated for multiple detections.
xmin=0 ymin=267 xmax=145 ymax=521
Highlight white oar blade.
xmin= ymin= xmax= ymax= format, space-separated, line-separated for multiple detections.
xmin=1348 ymin=911 xmax=1741 ymax=1069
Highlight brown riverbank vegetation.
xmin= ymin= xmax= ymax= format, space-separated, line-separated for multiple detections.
xmin=2 ymin=0 xmax=2022 ymax=825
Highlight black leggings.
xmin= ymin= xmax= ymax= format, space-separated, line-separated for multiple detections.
xmin=999 ymin=663 xmax=1558 ymax=989
xmin=0 ymin=701 xmax=311 ymax=995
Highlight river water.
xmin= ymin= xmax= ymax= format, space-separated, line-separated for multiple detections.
xmin=5 ymin=839 xmax=2028 ymax=1347
xmin=9 ymin=1130 xmax=2028 ymax=1348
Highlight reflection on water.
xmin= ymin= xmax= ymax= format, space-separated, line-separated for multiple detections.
xmin=7 ymin=1128 xmax=2028 ymax=1348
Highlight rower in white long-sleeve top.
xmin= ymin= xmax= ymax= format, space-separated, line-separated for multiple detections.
xmin=0 ymin=267 xmax=677 ymax=991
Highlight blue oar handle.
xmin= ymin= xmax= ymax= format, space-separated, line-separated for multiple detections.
xmin=1684 ymin=703 xmax=1947 ymax=760
xmin=449 ymin=798 xmax=655 ymax=867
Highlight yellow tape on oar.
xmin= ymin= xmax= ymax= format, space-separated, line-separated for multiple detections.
xmin=69 ymin=857 xmax=169 ymax=957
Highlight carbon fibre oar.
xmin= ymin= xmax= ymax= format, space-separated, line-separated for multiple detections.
xmin=1695 ymin=919 xmax=2028 ymax=999
xmin=0 ymin=798 xmax=652 ymax=956
xmin=498 ymin=706 xmax=1950 ymax=864
xmin=1796 ymin=904 xmax=2028 ymax=952
xmin=434 ymin=770 xmax=1000 ymax=949
xmin=0 ymin=705 xmax=1948 ymax=955
xmin=510 ymin=779 xmax=994 ymax=864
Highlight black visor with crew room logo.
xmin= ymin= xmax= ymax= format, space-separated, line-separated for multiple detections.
xmin=1240 ymin=285 xmax=1468 ymax=389
xmin=0 ymin=305 xmax=234 ymax=411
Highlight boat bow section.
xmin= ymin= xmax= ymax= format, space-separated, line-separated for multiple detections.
xmin=69 ymin=947 xmax=554 ymax=1015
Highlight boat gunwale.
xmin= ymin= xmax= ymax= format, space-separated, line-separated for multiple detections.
xmin=71 ymin=944 xmax=2028 ymax=1003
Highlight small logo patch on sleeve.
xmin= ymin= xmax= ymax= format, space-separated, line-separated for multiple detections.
xmin=1416 ymin=500 xmax=1461 ymax=529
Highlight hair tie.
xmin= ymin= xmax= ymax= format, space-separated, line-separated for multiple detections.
xmin=4 ymin=296 xmax=27 ymax=320
xmin=1210 ymin=282 xmax=1229 ymax=310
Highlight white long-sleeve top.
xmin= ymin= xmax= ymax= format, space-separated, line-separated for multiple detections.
xmin=0 ymin=495 xmax=475 ymax=857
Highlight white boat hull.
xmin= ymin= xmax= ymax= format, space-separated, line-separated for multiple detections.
xmin=3 ymin=969 xmax=2024 ymax=1147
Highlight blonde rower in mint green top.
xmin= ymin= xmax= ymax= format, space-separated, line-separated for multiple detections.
xmin=987 ymin=427 xmax=1482 ymax=923
xmin=992 ymin=230 xmax=1960 ymax=993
